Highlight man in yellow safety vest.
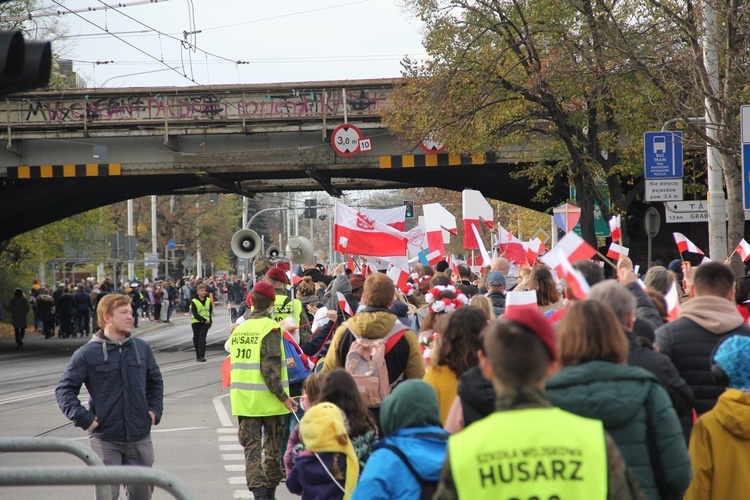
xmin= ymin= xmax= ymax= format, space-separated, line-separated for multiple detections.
xmin=434 ymin=307 xmax=643 ymax=500
xmin=190 ymin=283 xmax=213 ymax=362
xmin=228 ymin=280 xmax=297 ymax=500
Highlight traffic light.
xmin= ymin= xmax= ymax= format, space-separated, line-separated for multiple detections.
xmin=303 ymin=198 xmax=317 ymax=219
xmin=0 ymin=31 xmax=51 ymax=97
xmin=404 ymin=200 xmax=415 ymax=218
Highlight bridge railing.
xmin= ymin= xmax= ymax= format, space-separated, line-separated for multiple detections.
xmin=0 ymin=437 xmax=196 ymax=500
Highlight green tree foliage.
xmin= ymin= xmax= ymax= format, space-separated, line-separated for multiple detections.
xmin=387 ymin=0 xmax=662 ymax=246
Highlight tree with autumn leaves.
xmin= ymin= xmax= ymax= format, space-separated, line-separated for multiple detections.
xmin=386 ymin=0 xmax=748 ymax=255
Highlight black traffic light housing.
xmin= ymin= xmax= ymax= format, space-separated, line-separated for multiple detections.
xmin=404 ymin=200 xmax=415 ymax=218
xmin=0 ymin=30 xmax=51 ymax=97
xmin=303 ymin=198 xmax=317 ymax=219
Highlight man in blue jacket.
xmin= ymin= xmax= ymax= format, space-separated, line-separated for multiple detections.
xmin=56 ymin=293 xmax=164 ymax=500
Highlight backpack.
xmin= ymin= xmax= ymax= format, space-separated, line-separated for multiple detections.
xmin=380 ymin=435 xmax=447 ymax=500
xmin=283 ymin=331 xmax=314 ymax=384
xmin=344 ymin=322 xmax=407 ymax=407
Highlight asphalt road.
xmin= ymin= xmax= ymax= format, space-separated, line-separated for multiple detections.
xmin=0 ymin=307 xmax=296 ymax=499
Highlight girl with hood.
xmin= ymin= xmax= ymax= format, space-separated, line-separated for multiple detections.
xmin=352 ymin=379 xmax=448 ymax=500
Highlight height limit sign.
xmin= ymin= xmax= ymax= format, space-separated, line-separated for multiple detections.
xmin=331 ymin=124 xmax=363 ymax=157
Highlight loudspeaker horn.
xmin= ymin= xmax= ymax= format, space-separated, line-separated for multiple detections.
xmin=286 ymin=236 xmax=314 ymax=264
xmin=231 ymin=229 xmax=261 ymax=259
xmin=266 ymin=246 xmax=281 ymax=259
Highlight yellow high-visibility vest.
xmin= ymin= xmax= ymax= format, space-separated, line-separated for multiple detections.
xmin=272 ymin=293 xmax=302 ymax=325
xmin=450 ymin=407 xmax=607 ymax=499
xmin=190 ymin=297 xmax=212 ymax=324
xmin=228 ymin=316 xmax=289 ymax=417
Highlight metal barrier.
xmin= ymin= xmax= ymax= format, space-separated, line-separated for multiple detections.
xmin=0 ymin=437 xmax=196 ymax=500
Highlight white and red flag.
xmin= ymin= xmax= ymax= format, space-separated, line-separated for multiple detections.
xmin=386 ymin=264 xmax=410 ymax=291
xmin=346 ymin=255 xmax=356 ymax=272
xmin=736 ymin=239 xmax=750 ymax=262
xmin=540 ymin=231 xmax=597 ymax=273
xmin=334 ymin=201 xmax=408 ymax=257
xmin=523 ymin=237 xmax=547 ymax=266
xmin=558 ymin=252 xmax=591 ymax=300
xmin=504 ymin=290 xmax=538 ymax=313
xmin=606 ymin=243 xmax=629 ymax=261
xmin=470 ymin=223 xmax=492 ymax=267
xmin=665 ymin=281 xmax=680 ymax=322
xmin=609 ymin=215 xmax=622 ymax=242
xmin=336 ymin=291 xmax=354 ymax=317
xmin=358 ymin=205 xmax=407 ymax=231
xmin=673 ymin=232 xmax=705 ymax=256
xmin=498 ymin=224 xmax=527 ymax=265
xmin=462 ymin=189 xmax=494 ymax=250
xmin=423 ymin=203 xmax=457 ymax=256
xmin=286 ymin=270 xmax=302 ymax=286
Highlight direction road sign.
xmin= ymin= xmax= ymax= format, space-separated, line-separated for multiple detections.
xmin=662 ymin=200 xmax=750 ymax=223
xmin=331 ymin=124 xmax=362 ymax=156
xmin=742 ymin=106 xmax=750 ymax=209
xmin=645 ymin=179 xmax=683 ymax=202
xmin=644 ymin=131 xmax=683 ymax=179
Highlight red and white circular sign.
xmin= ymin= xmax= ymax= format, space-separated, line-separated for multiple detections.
xmin=420 ymin=136 xmax=445 ymax=153
xmin=331 ymin=124 xmax=363 ymax=157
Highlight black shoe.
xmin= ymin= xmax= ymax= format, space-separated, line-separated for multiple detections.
xmin=250 ymin=487 xmax=267 ymax=500
xmin=267 ymin=486 xmax=277 ymax=499
xmin=197 ymin=358 xmax=206 ymax=362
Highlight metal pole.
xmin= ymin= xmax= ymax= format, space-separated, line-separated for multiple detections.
xmin=151 ymin=196 xmax=158 ymax=279
xmin=702 ymin=0 xmax=727 ymax=261
xmin=242 ymin=196 xmax=248 ymax=229
xmin=127 ymin=200 xmax=135 ymax=281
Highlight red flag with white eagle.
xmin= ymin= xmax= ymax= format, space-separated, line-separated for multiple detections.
xmin=609 ymin=215 xmax=622 ymax=242
xmin=462 ymin=189 xmax=494 ymax=249
xmin=334 ymin=201 xmax=408 ymax=257
xmin=673 ymin=232 xmax=705 ymax=256
xmin=540 ymin=231 xmax=597 ymax=273
xmin=498 ymin=224 xmax=527 ymax=265
xmin=736 ymin=239 xmax=750 ymax=262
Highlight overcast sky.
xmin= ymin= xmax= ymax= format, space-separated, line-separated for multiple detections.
xmin=46 ymin=0 xmax=426 ymax=88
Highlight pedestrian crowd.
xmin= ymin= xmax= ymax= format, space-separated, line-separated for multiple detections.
xmin=48 ymin=248 xmax=750 ymax=500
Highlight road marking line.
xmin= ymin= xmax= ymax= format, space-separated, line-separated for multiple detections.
xmin=229 ymin=477 xmax=246 ymax=485
xmin=220 ymin=444 xmax=244 ymax=451
xmin=223 ymin=454 xmax=245 ymax=460
xmin=218 ymin=436 xmax=238 ymax=442
xmin=224 ymin=464 xmax=244 ymax=472
xmin=217 ymin=428 xmax=236 ymax=434
xmin=212 ymin=394 xmax=234 ymax=427
xmin=233 ymin=491 xmax=252 ymax=499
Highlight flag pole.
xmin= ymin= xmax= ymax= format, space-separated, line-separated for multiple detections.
xmin=595 ymin=250 xmax=618 ymax=271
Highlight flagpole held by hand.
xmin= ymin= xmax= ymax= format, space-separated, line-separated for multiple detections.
xmin=594 ymin=250 xmax=618 ymax=271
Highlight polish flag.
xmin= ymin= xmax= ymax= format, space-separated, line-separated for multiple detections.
xmin=418 ymin=248 xmax=443 ymax=266
xmin=523 ymin=238 xmax=546 ymax=265
xmin=606 ymin=243 xmax=630 ymax=261
xmin=346 ymin=255 xmax=356 ymax=272
xmin=559 ymin=252 xmax=591 ymax=300
xmin=504 ymin=290 xmax=538 ymax=313
xmin=673 ymin=232 xmax=705 ymax=256
xmin=336 ymin=291 xmax=354 ymax=317
xmin=540 ymin=232 xmax=597 ymax=273
xmin=387 ymin=265 xmax=410 ymax=292
xmin=449 ymin=254 xmax=460 ymax=276
xmin=665 ymin=281 xmax=680 ymax=322
xmin=286 ymin=271 xmax=302 ymax=286
xmin=609 ymin=215 xmax=622 ymax=242
xmin=462 ymin=189 xmax=494 ymax=249
xmin=736 ymin=239 xmax=750 ymax=262
xmin=470 ymin=223 xmax=492 ymax=267
xmin=360 ymin=264 xmax=373 ymax=277
xmin=334 ymin=201 xmax=408 ymax=257
xmin=498 ymin=225 xmax=527 ymax=265
xmin=423 ymin=203 xmax=457 ymax=256
xmin=358 ymin=205 xmax=407 ymax=232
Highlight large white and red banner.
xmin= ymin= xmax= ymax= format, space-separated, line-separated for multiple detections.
xmin=462 ymin=189 xmax=494 ymax=250
xmin=334 ymin=202 xmax=408 ymax=257
xmin=358 ymin=205 xmax=406 ymax=231
xmin=423 ymin=203 xmax=457 ymax=256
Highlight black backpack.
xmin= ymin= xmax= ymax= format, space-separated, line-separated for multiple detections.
xmin=380 ymin=433 xmax=447 ymax=500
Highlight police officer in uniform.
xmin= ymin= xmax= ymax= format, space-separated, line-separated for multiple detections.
xmin=435 ymin=307 xmax=643 ymax=500
xmin=227 ymin=281 xmax=297 ymax=500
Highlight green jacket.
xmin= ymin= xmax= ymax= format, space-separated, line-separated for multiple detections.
xmin=546 ymin=361 xmax=691 ymax=500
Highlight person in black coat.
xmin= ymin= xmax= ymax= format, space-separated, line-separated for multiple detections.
xmin=57 ymin=289 xmax=77 ymax=338
xmin=656 ymin=262 xmax=750 ymax=417
xmin=589 ymin=280 xmax=695 ymax=442
xmin=8 ymin=288 xmax=30 ymax=348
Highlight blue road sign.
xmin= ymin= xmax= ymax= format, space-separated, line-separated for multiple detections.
xmin=644 ymin=131 xmax=683 ymax=179
xmin=743 ymin=144 xmax=750 ymax=210
xmin=167 ymin=239 xmax=176 ymax=250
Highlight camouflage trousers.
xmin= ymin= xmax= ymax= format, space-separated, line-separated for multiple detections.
xmin=238 ymin=415 xmax=286 ymax=490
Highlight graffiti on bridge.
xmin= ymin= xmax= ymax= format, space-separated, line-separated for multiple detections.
xmin=17 ymin=89 xmax=389 ymax=126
